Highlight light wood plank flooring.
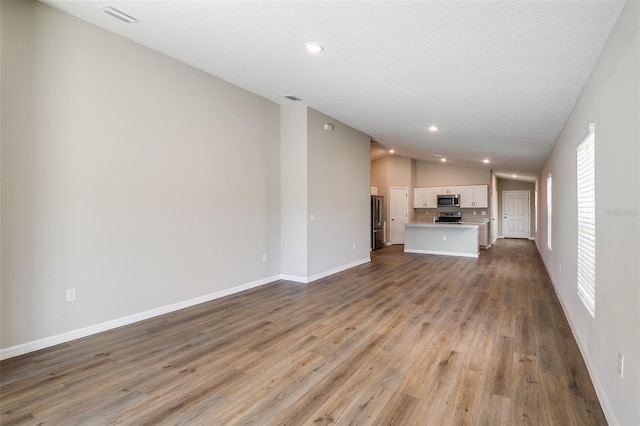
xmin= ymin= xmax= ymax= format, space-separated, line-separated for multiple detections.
xmin=0 ymin=239 xmax=606 ymax=425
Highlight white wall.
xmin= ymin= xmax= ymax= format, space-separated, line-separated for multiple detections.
xmin=0 ymin=1 xmax=278 ymax=352
xmin=537 ymin=2 xmax=639 ymax=424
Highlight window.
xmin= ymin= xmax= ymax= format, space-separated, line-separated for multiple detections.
xmin=546 ymin=174 xmax=552 ymax=250
xmin=534 ymin=191 xmax=538 ymax=232
xmin=577 ymin=124 xmax=596 ymax=317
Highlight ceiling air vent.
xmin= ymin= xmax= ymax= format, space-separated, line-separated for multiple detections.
xmin=100 ymin=5 xmax=141 ymax=23
xmin=284 ymin=95 xmax=302 ymax=102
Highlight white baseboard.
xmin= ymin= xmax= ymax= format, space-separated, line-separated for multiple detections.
xmin=0 ymin=274 xmax=280 ymax=361
xmin=279 ymin=274 xmax=308 ymax=283
xmin=305 ymin=257 xmax=371 ymax=283
xmin=534 ymin=243 xmax=616 ymax=426
xmin=0 ymin=257 xmax=373 ymax=361
xmin=280 ymin=257 xmax=371 ymax=284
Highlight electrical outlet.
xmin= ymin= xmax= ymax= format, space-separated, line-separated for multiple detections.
xmin=558 ymin=263 xmax=562 ymax=273
xmin=352 ymin=243 xmax=356 ymax=250
xmin=262 ymin=253 xmax=267 ymax=262
xmin=618 ymin=352 xmax=624 ymax=377
xmin=473 ymin=211 xmax=477 ymax=215
xmin=66 ymin=288 xmax=76 ymax=302
xmin=442 ymin=236 xmax=447 ymax=241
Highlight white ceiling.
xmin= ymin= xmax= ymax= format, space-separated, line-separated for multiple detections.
xmin=42 ymin=0 xmax=626 ymax=181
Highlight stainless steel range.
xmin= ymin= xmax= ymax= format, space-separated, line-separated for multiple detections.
xmin=434 ymin=212 xmax=462 ymax=224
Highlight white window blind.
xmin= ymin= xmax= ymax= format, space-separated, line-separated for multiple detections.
xmin=577 ymin=126 xmax=596 ymax=317
xmin=547 ymin=174 xmax=552 ymax=250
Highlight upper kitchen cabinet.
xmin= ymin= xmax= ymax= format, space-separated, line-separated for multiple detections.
xmin=437 ymin=186 xmax=460 ymax=195
xmin=425 ymin=188 xmax=438 ymax=208
xmin=460 ymin=185 xmax=488 ymax=208
xmin=414 ymin=187 xmax=439 ymax=208
xmin=414 ymin=187 xmax=427 ymax=208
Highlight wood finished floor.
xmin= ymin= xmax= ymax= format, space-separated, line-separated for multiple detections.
xmin=0 ymin=239 xmax=606 ymax=425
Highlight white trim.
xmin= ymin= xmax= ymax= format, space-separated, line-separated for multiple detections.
xmin=283 ymin=257 xmax=371 ymax=284
xmin=306 ymin=257 xmax=371 ymax=283
xmin=404 ymin=249 xmax=479 ymax=258
xmin=0 ymin=257 xmax=373 ymax=360
xmin=528 ymin=237 xmax=535 ymax=241
xmin=0 ymin=274 xmax=281 ymax=361
xmin=502 ymin=190 xmax=531 ymax=239
xmin=280 ymin=274 xmax=309 ymax=283
xmin=535 ymin=241 xmax=615 ymax=426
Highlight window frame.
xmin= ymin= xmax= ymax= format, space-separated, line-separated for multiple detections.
xmin=576 ymin=123 xmax=596 ymax=317
xmin=546 ymin=174 xmax=552 ymax=251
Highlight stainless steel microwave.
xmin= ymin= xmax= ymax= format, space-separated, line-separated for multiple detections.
xmin=437 ymin=194 xmax=460 ymax=207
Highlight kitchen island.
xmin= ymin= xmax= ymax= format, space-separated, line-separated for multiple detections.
xmin=404 ymin=222 xmax=479 ymax=258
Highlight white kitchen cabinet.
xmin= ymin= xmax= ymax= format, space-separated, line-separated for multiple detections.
xmin=460 ymin=185 xmax=488 ymax=208
xmin=413 ymin=187 xmax=427 ymax=208
xmin=414 ymin=187 xmax=441 ymax=208
xmin=425 ymin=187 xmax=438 ymax=208
xmin=437 ymin=186 xmax=460 ymax=195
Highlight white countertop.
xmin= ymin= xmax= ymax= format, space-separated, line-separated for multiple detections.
xmin=406 ymin=222 xmax=479 ymax=229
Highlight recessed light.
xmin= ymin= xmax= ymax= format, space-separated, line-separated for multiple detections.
xmin=305 ymin=42 xmax=324 ymax=53
xmin=429 ymin=126 xmax=439 ymax=132
xmin=389 ymin=149 xmax=395 ymax=154
xmin=440 ymin=158 xmax=447 ymax=162
xmin=512 ymin=174 xmax=518 ymax=178
xmin=483 ymin=159 xmax=490 ymax=164
xmin=99 ymin=4 xmax=141 ymax=23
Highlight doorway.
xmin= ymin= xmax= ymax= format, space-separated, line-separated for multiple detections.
xmin=502 ymin=190 xmax=530 ymax=238
xmin=389 ymin=187 xmax=408 ymax=244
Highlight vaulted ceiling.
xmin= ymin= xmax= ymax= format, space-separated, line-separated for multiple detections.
xmin=43 ymin=1 xmax=626 ymax=181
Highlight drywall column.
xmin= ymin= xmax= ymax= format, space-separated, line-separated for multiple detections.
xmin=280 ymin=106 xmax=308 ymax=281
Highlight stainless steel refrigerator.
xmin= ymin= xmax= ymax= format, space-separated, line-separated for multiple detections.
xmin=371 ymin=195 xmax=384 ymax=250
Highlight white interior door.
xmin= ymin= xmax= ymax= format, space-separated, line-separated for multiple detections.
xmin=389 ymin=187 xmax=408 ymax=244
xmin=503 ymin=190 xmax=530 ymax=238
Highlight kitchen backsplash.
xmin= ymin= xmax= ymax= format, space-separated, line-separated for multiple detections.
xmin=415 ymin=209 xmax=490 ymax=223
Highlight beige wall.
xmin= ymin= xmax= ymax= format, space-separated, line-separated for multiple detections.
xmin=537 ymin=2 xmax=639 ymax=424
xmin=496 ymin=178 xmax=536 ymax=238
xmin=0 ymin=2 xmax=371 ymax=354
xmin=280 ymin=106 xmax=308 ymax=278
xmin=370 ymin=155 xmax=413 ymax=239
xmin=307 ymin=109 xmax=371 ymax=276
xmin=415 ymin=161 xmax=491 ymax=187
xmin=0 ymin=1 xmax=282 ymax=349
